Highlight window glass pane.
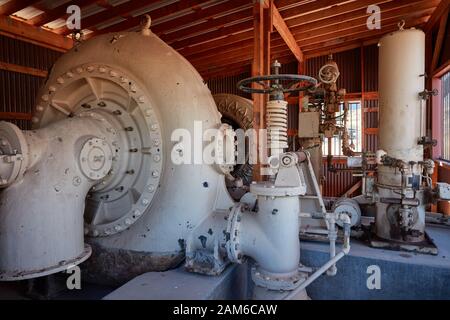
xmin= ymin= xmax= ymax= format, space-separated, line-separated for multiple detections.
xmin=322 ymin=101 xmax=362 ymax=156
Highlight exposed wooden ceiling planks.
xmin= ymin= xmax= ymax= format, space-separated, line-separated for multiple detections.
xmin=90 ymin=0 xmax=214 ymax=36
xmin=28 ymin=0 xmax=98 ymax=27
xmin=0 ymin=0 xmax=39 ymax=16
xmin=56 ymin=0 xmax=167 ymax=34
xmin=189 ymin=1 xmax=435 ymax=69
xmin=0 ymin=0 xmax=442 ymax=78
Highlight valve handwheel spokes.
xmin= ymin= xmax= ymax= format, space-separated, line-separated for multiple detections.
xmin=237 ymin=74 xmax=318 ymax=95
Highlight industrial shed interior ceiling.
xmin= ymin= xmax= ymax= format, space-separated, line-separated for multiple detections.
xmin=0 ymin=0 xmax=442 ymax=79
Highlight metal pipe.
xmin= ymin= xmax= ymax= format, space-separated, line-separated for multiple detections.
xmin=286 ymin=217 xmax=351 ymax=299
xmin=285 ymin=251 xmax=347 ymax=300
xmin=327 ymin=213 xmax=337 ymax=276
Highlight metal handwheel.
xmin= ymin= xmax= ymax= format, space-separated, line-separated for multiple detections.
xmin=237 ymin=74 xmax=317 ymax=95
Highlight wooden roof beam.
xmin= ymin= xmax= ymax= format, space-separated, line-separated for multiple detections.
xmin=431 ymin=6 xmax=449 ymax=72
xmin=186 ymin=1 xmax=436 ymax=63
xmin=0 ymin=15 xmax=73 ymax=52
xmin=172 ymin=0 xmax=356 ymax=51
xmin=277 ymin=0 xmax=350 ymax=21
xmin=424 ymin=0 xmax=448 ymax=33
xmin=54 ymin=0 xmax=162 ymax=34
xmin=300 ymin=15 xmax=430 ymax=52
xmin=0 ymin=0 xmax=39 ymax=16
xmin=292 ymin=5 xmax=437 ymax=45
xmin=191 ymin=13 xmax=430 ymax=70
xmin=89 ymin=0 xmax=215 ymax=36
xmin=161 ymin=6 xmax=252 ymax=44
xmin=272 ymin=3 xmax=303 ymax=63
xmin=284 ymin=0 xmax=392 ymax=28
xmin=288 ymin=0 xmax=434 ymax=33
xmin=28 ymin=0 xmax=97 ymax=27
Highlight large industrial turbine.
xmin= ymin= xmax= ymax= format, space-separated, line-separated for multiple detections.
xmin=0 ymin=22 xmax=234 ymax=282
xmin=0 ymin=19 xmax=351 ymax=300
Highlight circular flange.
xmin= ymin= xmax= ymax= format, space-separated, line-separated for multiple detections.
xmin=32 ymin=64 xmax=163 ymax=237
xmin=79 ymin=138 xmax=113 ymax=180
xmin=332 ymin=198 xmax=361 ymax=228
xmin=0 ymin=244 xmax=91 ymax=281
xmin=251 ymin=265 xmax=307 ymax=291
xmin=0 ymin=121 xmax=28 ymax=187
xmin=225 ymin=203 xmax=247 ymax=264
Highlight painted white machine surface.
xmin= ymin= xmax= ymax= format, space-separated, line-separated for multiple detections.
xmin=375 ymin=27 xmax=427 ymax=242
xmin=0 ymin=20 xmax=351 ymax=298
xmin=0 ymin=25 xmax=234 ymax=281
xmin=378 ymin=28 xmax=425 ymax=164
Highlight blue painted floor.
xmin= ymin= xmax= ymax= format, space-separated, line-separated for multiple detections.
xmin=302 ymin=225 xmax=450 ymax=299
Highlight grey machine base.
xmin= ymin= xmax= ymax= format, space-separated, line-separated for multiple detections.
xmin=104 ymin=225 xmax=450 ymax=300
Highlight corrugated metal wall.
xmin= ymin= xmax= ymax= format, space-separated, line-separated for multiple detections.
xmin=207 ymin=71 xmax=251 ymax=99
xmin=0 ymin=35 xmax=61 ymax=70
xmin=305 ymin=48 xmax=362 ymax=93
xmin=0 ymin=70 xmax=42 ymax=129
xmin=322 ymin=162 xmax=361 ymax=197
xmin=363 ymin=44 xmax=379 ymax=92
xmin=0 ymin=35 xmax=62 ymax=129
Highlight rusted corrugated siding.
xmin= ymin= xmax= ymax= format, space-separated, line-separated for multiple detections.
xmin=363 ymin=44 xmax=379 ymax=92
xmin=0 ymin=35 xmax=61 ymax=70
xmin=206 ymin=72 xmax=251 ymax=99
xmin=206 ymin=60 xmax=298 ymax=98
xmin=305 ymin=48 xmax=362 ymax=93
xmin=0 ymin=70 xmax=42 ymax=130
xmin=322 ymin=162 xmax=360 ymax=197
xmin=0 ymin=36 xmax=62 ymax=129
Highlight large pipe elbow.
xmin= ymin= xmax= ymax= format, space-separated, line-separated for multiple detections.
xmin=0 ymin=115 xmax=115 ymax=280
xmin=239 ymin=196 xmax=301 ymax=275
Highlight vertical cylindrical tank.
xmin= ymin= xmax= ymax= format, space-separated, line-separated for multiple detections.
xmin=375 ymin=28 xmax=427 ymax=242
xmin=378 ymin=28 xmax=425 ymax=163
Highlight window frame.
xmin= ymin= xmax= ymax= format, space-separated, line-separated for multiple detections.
xmin=322 ymin=99 xmax=363 ymax=158
xmin=433 ymin=61 xmax=450 ymax=162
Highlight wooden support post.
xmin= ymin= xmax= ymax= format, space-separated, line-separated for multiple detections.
xmin=252 ymin=0 xmax=271 ymax=182
xmin=272 ymin=3 xmax=304 ymax=64
xmin=431 ymin=7 xmax=449 ymax=74
xmin=342 ymin=180 xmax=362 ymax=198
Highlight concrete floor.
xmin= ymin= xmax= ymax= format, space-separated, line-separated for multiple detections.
xmin=105 ymin=225 xmax=450 ymax=300
xmin=2 ymin=225 xmax=450 ymax=300
xmin=302 ymin=225 xmax=450 ymax=299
